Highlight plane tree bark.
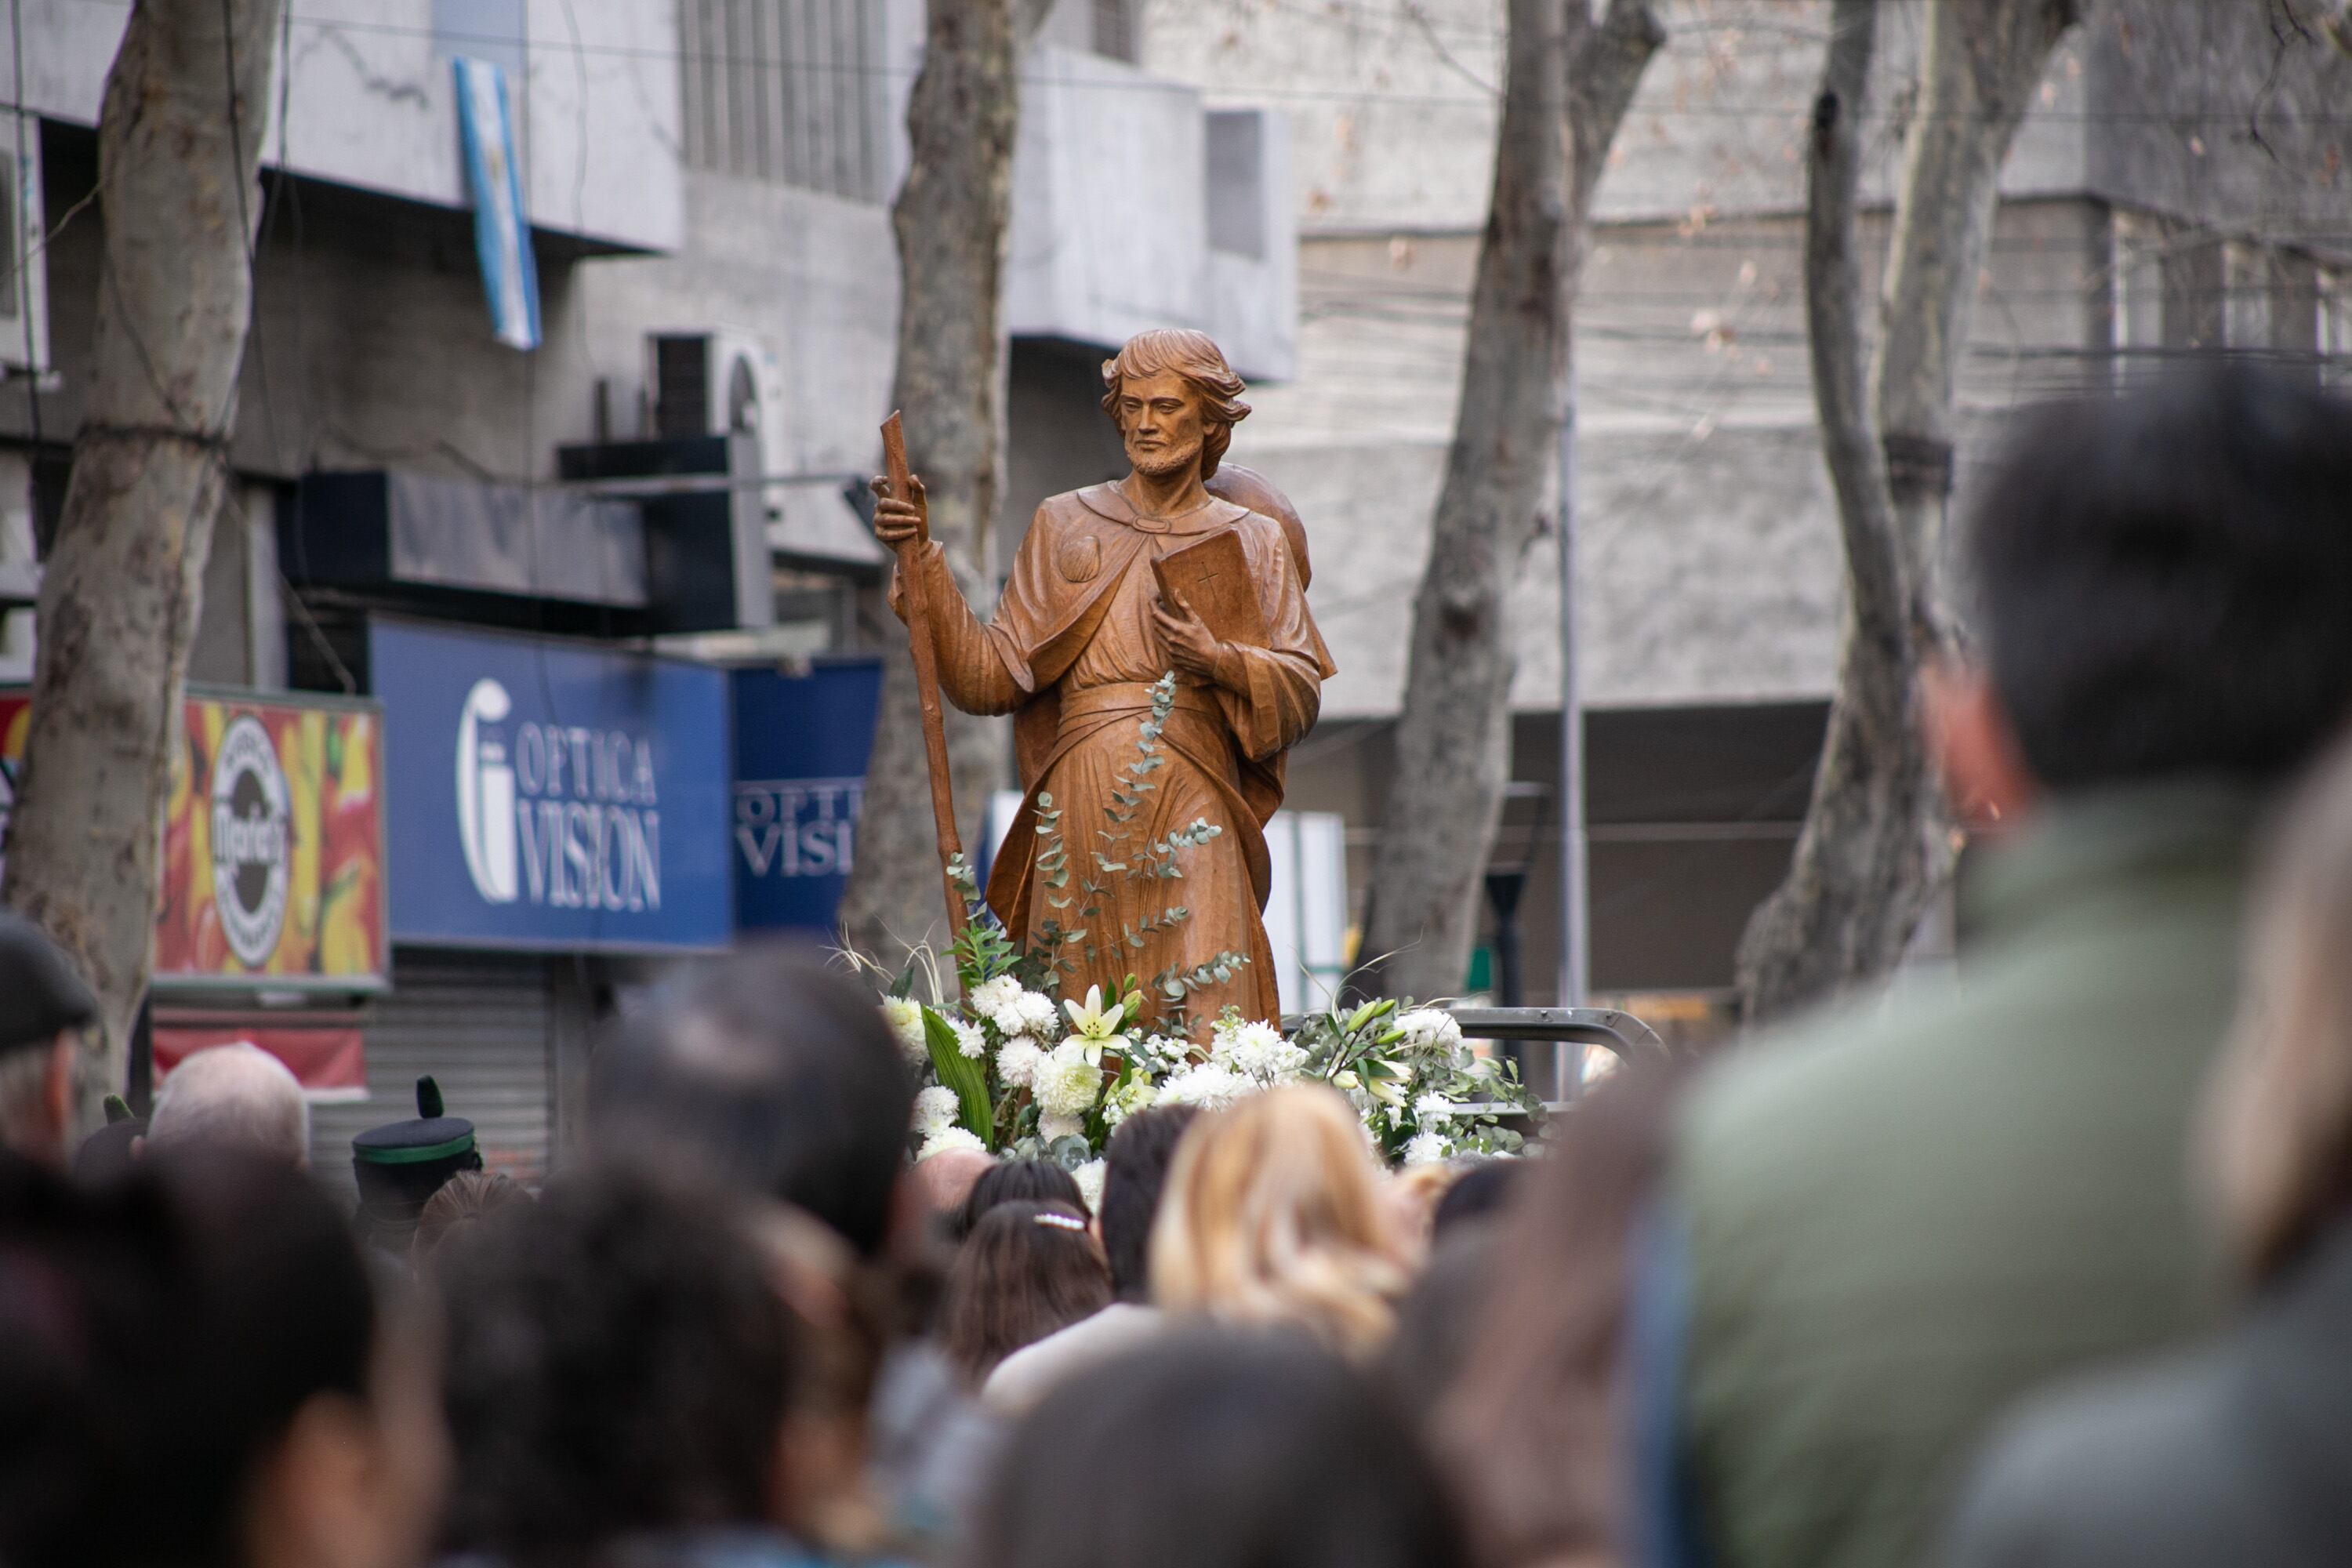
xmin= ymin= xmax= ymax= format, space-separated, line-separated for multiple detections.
xmin=1734 ymin=0 xmax=2093 ymax=1024
xmin=1 ymin=0 xmax=281 ymax=1100
xmin=1361 ymin=0 xmax=1664 ymax=1004
xmin=840 ymin=0 xmax=1051 ymax=968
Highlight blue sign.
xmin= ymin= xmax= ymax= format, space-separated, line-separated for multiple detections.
xmin=371 ymin=620 xmax=731 ymax=951
xmin=731 ymin=661 xmax=883 ymax=932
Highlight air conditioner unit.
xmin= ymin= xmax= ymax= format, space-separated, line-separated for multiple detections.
xmin=647 ymin=329 xmax=789 ymax=497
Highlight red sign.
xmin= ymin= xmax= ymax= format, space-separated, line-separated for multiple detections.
xmin=0 ymin=688 xmax=388 ymax=993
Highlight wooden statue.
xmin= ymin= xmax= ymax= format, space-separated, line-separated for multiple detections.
xmin=873 ymin=328 xmax=1334 ymax=1033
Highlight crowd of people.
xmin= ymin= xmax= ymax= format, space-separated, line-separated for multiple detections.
xmin=5 ymin=360 xmax=2352 ymax=1568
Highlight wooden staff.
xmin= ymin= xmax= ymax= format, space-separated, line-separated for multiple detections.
xmin=880 ymin=412 xmax=970 ymax=945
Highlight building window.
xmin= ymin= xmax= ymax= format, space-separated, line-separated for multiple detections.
xmin=1094 ymin=0 xmax=1138 ymax=63
xmin=680 ymin=0 xmax=889 ymax=203
xmin=1206 ymin=111 xmax=1266 ymax=260
xmin=2321 ymin=271 xmax=2352 ymax=391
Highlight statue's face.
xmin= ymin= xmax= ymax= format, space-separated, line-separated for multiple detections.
xmin=1115 ymin=369 xmax=1208 ymax=481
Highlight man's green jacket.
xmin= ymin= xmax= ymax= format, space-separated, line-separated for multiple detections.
xmin=1667 ymin=783 xmax=2254 ymax=1568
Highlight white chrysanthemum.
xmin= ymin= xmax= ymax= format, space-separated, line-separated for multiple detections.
xmin=916 ymin=1126 xmax=986 ymax=1162
xmin=1033 ymin=1044 xmax=1105 ymax=1120
xmin=1156 ymin=1063 xmax=1250 ymax=1111
xmin=1413 ymin=1093 xmax=1463 ymax=1125
xmin=951 ymin=1017 xmax=988 ymax=1060
xmin=1403 ymin=1131 xmax=1451 ymax=1167
xmin=996 ymin=1036 xmax=1046 ymax=1091
xmin=913 ymin=1084 xmax=960 ymax=1137
xmin=965 ymin=974 xmax=1024 ymax=1025
xmin=880 ymin=996 xmax=927 ymax=1063
xmin=1006 ymin=989 xmax=1061 ymax=1037
xmin=1072 ymin=1159 xmax=1107 ymax=1213
xmin=1214 ymin=1018 xmax=1307 ymax=1083
xmin=1396 ymin=1009 xmax=1463 ymax=1053
xmin=1038 ymin=1112 xmax=1086 ymax=1143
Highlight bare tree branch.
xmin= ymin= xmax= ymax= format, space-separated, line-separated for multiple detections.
xmin=1361 ymin=0 xmax=1662 ymax=1003
xmin=1737 ymin=0 xmax=2095 ymax=1024
xmin=839 ymin=0 xmax=1022 ymax=965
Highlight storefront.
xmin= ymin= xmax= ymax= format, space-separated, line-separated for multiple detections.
xmin=352 ymin=619 xmax=734 ymax=1183
xmin=730 ymin=658 xmax=882 ymax=935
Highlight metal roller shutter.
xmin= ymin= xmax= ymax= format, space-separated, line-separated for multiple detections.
xmin=310 ymin=951 xmax=554 ymax=1193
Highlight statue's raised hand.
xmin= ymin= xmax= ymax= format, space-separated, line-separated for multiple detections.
xmin=869 ymin=473 xmax=929 ymax=548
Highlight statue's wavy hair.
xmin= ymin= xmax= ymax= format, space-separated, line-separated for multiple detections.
xmin=1101 ymin=328 xmax=1252 ymax=479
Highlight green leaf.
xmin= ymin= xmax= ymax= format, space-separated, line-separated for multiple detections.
xmin=922 ymin=1006 xmax=993 ymax=1142
xmin=888 ymin=957 xmax=917 ymax=1001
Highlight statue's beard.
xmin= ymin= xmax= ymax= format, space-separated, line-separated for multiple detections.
xmin=1126 ymin=427 xmax=1205 ymax=481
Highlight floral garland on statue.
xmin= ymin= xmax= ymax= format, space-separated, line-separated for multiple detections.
xmin=856 ymin=673 xmax=1541 ymax=1200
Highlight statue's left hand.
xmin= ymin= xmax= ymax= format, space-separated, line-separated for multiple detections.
xmin=1153 ymin=591 xmax=1230 ymax=685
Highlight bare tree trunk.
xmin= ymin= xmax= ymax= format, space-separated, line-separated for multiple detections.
xmin=1361 ymin=0 xmax=1661 ymax=1004
xmin=0 ymin=0 xmax=281 ymax=1099
xmin=839 ymin=0 xmax=1047 ymax=967
xmin=1735 ymin=0 xmax=2089 ymax=1025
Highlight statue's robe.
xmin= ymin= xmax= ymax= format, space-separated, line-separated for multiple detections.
xmin=894 ymin=481 xmax=1334 ymax=1032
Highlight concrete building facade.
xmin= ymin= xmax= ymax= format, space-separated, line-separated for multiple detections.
xmin=1145 ymin=0 xmax=2352 ymax=1027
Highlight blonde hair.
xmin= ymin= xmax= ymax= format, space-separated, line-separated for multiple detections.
xmin=1100 ymin=328 xmax=1251 ymax=479
xmin=2205 ymin=733 xmax=2352 ymax=1280
xmin=1149 ymin=1084 xmax=1409 ymax=1357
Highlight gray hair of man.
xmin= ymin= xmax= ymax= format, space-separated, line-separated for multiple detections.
xmin=147 ymin=1042 xmax=312 ymax=1168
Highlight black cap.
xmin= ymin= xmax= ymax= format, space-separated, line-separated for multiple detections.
xmin=0 ymin=911 xmax=96 ymax=1057
xmin=353 ymin=1076 xmax=478 ymax=1169
xmin=351 ymin=1076 xmax=482 ymax=1247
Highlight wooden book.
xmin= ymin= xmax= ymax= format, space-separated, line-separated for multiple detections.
xmin=1152 ymin=528 xmax=1269 ymax=650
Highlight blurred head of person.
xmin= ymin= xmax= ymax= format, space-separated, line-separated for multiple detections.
xmin=1098 ymin=1104 xmax=1197 ymax=1301
xmin=1151 ymin=1084 xmax=1410 ymax=1359
xmin=146 ymin=1043 xmax=310 ymax=1169
xmin=588 ymin=943 xmax=913 ymax=1260
xmin=435 ymin=1169 xmax=804 ymax=1563
xmin=1428 ymin=1060 xmax=1682 ymax=1568
xmin=0 ymin=1151 xmax=447 ymax=1568
xmin=942 ymin=1200 xmax=1112 ymax=1388
xmin=955 ymin=1158 xmax=1085 ymax=1242
xmin=2206 ymin=731 xmax=2352 ymax=1284
xmin=964 ymin=1329 xmax=1471 ymax=1568
xmin=409 ymin=1170 xmax=531 ymax=1276
xmin=1430 ymin=1157 xmax=1523 ymax=1242
xmin=1933 ymin=361 xmax=2352 ymax=834
xmin=0 ymin=911 xmax=96 ymax=1167
xmin=1384 ymin=1161 xmax=1460 ymax=1263
xmin=910 ymin=1145 xmax=995 ymax=1228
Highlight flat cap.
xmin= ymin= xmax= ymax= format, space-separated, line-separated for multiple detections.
xmin=0 ymin=911 xmax=96 ymax=1057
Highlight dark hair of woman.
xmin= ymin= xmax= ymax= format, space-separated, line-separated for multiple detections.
xmin=941 ymin=1200 xmax=1111 ymax=1387
xmin=954 ymin=1158 xmax=1086 ymax=1241
xmin=0 ymin=1151 xmax=379 ymax=1568
xmin=1428 ymin=1058 xmax=1683 ymax=1568
xmin=964 ymin=1328 xmax=1472 ymax=1568
xmin=434 ymin=1169 xmax=793 ymax=1563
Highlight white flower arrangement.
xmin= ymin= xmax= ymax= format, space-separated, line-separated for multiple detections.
xmin=996 ymin=1036 xmax=1047 ymax=1091
xmin=949 ymin=1017 xmax=988 ymax=1060
xmin=881 ymin=996 xmax=928 ymax=1064
xmin=916 ymin=1126 xmax=986 ymax=1162
xmin=1072 ymin=1159 xmax=1108 ymax=1213
xmin=913 ymin=1084 xmax=960 ymax=1138
xmin=1033 ymin=1040 xmax=1109 ymax=1121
